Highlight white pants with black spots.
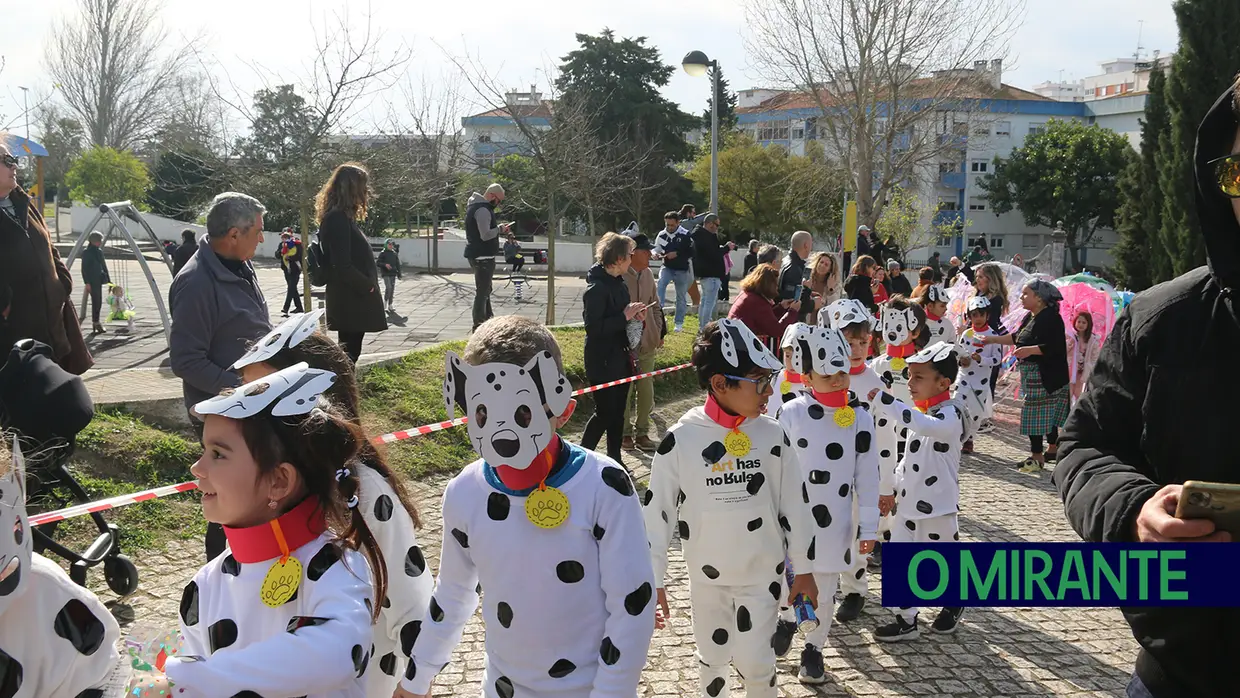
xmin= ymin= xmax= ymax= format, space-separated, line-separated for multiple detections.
xmin=888 ymin=513 xmax=958 ymax=623
xmin=690 ymin=581 xmax=779 ymax=698
xmin=805 ymin=573 xmax=840 ymax=650
xmin=840 ymin=498 xmax=870 ymax=597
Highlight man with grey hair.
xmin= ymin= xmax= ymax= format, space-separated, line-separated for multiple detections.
xmin=690 ymin=212 xmax=735 ymax=325
xmin=464 ymin=183 xmax=511 ymax=331
xmin=780 ymin=230 xmax=815 ymax=322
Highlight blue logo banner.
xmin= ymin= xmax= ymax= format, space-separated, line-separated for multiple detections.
xmin=880 ymin=543 xmax=1240 ymax=607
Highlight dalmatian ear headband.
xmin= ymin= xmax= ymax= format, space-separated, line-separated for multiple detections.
xmin=880 ymin=304 xmax=921 ymax=340
xmin=443 ymin=350 xmax=572 ymax=470
xmin=193 ymin=362 xmax=337 ymax=419
xmin=779 ymin=322 xmax=809 ymax=351
xmin=909 ymin=341 xmax=958 ymax=365
xmin=925 ymin=284 xmax=948 ymax=304
xmin=232 ymin=309 xmax=326 ymax=370
xmin=0 ymin=436 xmax=31 ymax=612
xmin=795 ymin=326 xmax=851 ymax=377
xmin=717 ymin=318 xmax=783 ymax=371
xmin=825 ymin=299 xmax=871 ymax=330
xmin=966 ymin=295 xmax=991 ymax=313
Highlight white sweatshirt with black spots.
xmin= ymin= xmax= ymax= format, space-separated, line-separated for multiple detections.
xmin=954 ymin=327 xmax=1004 ymax=424
xmin=870 ymin=391 xmax=967 ymax=522
xmin=868 ymin=355 xmax=913 ymax=496
xmin=765 ymin=369 xmax=809 ymax=417
xmin=924 ymin=317 xmax=955 ymax=344
xmin=646 ymin=408 xmax=814 ymax=589
xmin=355 ymin=462 xmax=433 ymax=696
xmin=403 ymin=444 xmax=655 ymax=698
xmin=777 ymin=395 xmax=880 ymax=574
xmin=848 ymin=365 xmax=886 ymax=413
xmin=165 ymin=532 xmax=375 ymax=697
xmin=0 ymin=554 xmax=122 ymax=698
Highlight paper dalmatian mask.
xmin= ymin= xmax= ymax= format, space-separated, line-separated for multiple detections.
xmin=779 ymin=322 xmax=810 ymax=351
xmin=909 ymin=341 xmax=958 ymax=365
xmin=0 ymin=436 xmax=31 ymax=615
xmin=232 ymin=309 xmax=326 ymax=369
xmin=966 ymin=295 xmax=991 ymax=313
xmin=791 ymin=325 xmax=851 ymax=377
xmin=717 ymin=319 xmax=783 ymax=371
xmin=825 ymin=299 xmax=872 ymax=330
xmin=925 ymin=284 xmax=948 ymax=304
xmin=880 ymin=305 xmax=920 ymax=346
xmin=194 ymin=363 xmax=336 ymax=419
xmin=443 ymin=350 xmax=572 ymax=469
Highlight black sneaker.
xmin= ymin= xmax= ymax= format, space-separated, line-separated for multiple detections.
xmin=835 ymin=593 xmax=866 ymax=622
xmin=874 ymin=615 xmax=919 ymax=642
xmin=797 ymin=643 xmax=826 ymax=685
xmin=771 ymin=618 xmax=797 ymax=658
xmin=931 ymin=607 xmax=964 ymax=634
xmin=867 ymin=541 xmax=883 ymax=570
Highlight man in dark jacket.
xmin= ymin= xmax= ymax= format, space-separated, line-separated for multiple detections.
xmin=80 ymin=231 xmax=111 ymax=334
xmin=277 ymin=229 xmax=303 ymax=316
xmin=1052 ymin=78 xmax=1240 ymax=698
xmin=779 ymin=230 xmax=814 ymax=322
xmin=655 ymin=211 xmax=694 ymax=332
xmin=690 ymin=213 xmax=734 ymax=325
xmin=463 ymin=184 xmax=511 ymax=331
xmin=377 ymin=238 xmax=401 ymax=313
xmin=172 ymin=229 xmax=197 ymax=277
xmin=886 ymin=260 xmax=912 ymax=297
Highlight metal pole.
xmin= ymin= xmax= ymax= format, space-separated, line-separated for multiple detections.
xmin=710 ymin=62 xmax=719 ymax=214
xmin=20 ymin=87 xmax=29 ymax=140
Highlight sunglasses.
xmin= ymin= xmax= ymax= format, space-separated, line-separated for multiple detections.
xmin=1208 ymin=153 xmax=1240 ymax=198
xmin=0 ymin=154 xmax=17 ymax=169
xmin=724 ymin=373 xmax=776 ymax=394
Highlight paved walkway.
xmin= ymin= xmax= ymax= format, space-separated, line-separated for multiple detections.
xmin=72 ymin=254 xmax=588 ymax=405
xmin=87 ymin=392 xmax=1138 ymax=697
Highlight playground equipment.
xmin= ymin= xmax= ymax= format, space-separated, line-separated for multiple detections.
xmin=64 ymin=202 xmax=175 ymax=346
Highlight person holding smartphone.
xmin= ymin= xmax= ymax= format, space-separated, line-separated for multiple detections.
xmin=621 ymin=231 xmax=664 ymax=452
xmin=1052 ymin=75 xmax=1240 ymax=698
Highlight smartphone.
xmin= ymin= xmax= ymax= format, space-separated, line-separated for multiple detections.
xmin=1175 ymin=480 xmax=1240 ymax=539
xmin=645 ymin=300 xmax=661 ymax=309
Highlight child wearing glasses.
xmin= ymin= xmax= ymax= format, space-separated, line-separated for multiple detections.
xmin=645 ymin=318 xmax=818 ymax=698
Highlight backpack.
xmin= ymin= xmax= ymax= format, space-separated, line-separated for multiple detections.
xmin=306 ymin=237 xmax=330 ymax=287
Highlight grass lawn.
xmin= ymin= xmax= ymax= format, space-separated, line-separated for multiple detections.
xmin=41 ymin=316 xmax=703 ymax=554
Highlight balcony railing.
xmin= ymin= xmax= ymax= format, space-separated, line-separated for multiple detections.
xmin=940 ymin=171 xmax=966 ymax=189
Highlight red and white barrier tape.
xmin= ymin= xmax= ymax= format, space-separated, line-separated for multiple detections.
xmin=30 ymin=363 xmax=693 ymax=525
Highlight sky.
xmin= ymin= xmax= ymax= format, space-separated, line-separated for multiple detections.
xmin=1 ymin=0 xmax=1179 ymax=139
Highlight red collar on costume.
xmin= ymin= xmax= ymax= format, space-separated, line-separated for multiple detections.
xmin=812 ymin=389 xmax=849 ymax=408
xmin=915 ymin=391 xmax=952 ymax=413
xmin=970 ymin=321 xmax=989 ymax=332
xmin=495 ymin=434 xmax=562 ymax=491
xmin=705 ymin=394 xmax=746 ymax=429
xmin=784 ymin=372 xmax=804 ymax=385
xmin=224 ymin=496 xmax=327 ymax=564
xmin=849 ymin=363 xmax=867 ymax=375
xmin=926 ymin=310 xmax=942 ymax=322
xmin=886 ymin=343 xmax=917 ymax=359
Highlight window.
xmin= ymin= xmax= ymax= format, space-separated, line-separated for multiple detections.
xmin=477 ymin=134 xmax=492 ymax=144
xmin=952 ymin=121 xmax=969 ymax=136
xmin=791 ymin=127 xmax=805 ymax=140
xmin=757 ymin=123 xmax=790 ymax=140
xmin=994 ymin=120 xmax=1011 ymax=137
xmin=1023 ymin=234 xmax=1041 ymax=248
xmin=936 ymin=199 xmax=959 ymax=211
xmin=805 ymin=118 xmax=818 ymax=140
xmin=973 ymin=124 xmax=990 ymax=137
xmin=970 ymin=160 xmax=989 ymax=173
xmin=989 ymin=236 xmax=1005 ymax=249
xmin=969 ymin=202 xmax=987 ymax=211
xmin=939 ymin=162 xmax=961 ymax=175
xmin=1029 ymin=123 xmax=1046 ymax=136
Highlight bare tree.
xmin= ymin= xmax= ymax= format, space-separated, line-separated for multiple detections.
xmin=46 ymin=0 xmax=197 ymax=150
xmin=745 ymin=0 xmax=1024 ymax=228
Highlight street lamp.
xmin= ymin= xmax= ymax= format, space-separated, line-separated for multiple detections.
xmin=683 ymin=50 xmax=718 ymax=215
xmin=18 ymin=86 xmax=29 ymax=140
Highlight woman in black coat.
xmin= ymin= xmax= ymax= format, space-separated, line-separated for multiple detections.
xmin=315 ymin=163 xmax=387 ymax=363
xmin=581 ymin=232 xmax=647 ymax=464
xmin=843 ymin=254 xmax=880 ymax=311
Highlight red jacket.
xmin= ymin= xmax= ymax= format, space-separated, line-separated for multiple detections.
xmin=727 ymin=290 xmax=798 ymax=340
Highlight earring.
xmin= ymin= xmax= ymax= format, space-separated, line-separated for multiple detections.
xmin=268 ymin=499 xmax=278 ymax=510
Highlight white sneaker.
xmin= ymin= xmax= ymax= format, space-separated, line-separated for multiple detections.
xmin=674 ymin=324 xmax=684 ymax=333
xmin=977 ymin=420 xmax=995 ymax=434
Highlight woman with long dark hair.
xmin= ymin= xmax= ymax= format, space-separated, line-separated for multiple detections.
xmin=316 ymin=163 xmax=387 ymax=363
xmin=843 ymin=254 xmax=880 ymax=311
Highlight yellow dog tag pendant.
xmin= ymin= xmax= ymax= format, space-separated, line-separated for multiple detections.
xmin=260 ymin=557 xmax=302 ymax=608
xmin=724 ymin=429 xmax=752 ymax=458
xmin=526 ymin=487 xmax=571 ymax=529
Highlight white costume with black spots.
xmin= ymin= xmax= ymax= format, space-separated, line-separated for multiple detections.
xmin=403 ymin=446 xmax=655 ymax=698
xmin=165 ymin=527 xmax=375 ymax=697
xmin=924 ymin=317 xmax=954 ymax=343
xmin=646 ymin=409 xmax=813 ymax=698
xmin=840 ymin=366 xmax=885 ymax=595
xmin=356 ymin=463 xmax=432 ymax=697
xmin=955 ymin=326 xmax=1003 ymax=425
xmin=765 ymin=369 xmax=808 ymax=417
xmin=0 ymin=439 xmax=123 ymax=698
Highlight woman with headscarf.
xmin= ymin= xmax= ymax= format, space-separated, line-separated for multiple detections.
xmin=983 ymin=279 xmax=1069 ymax=473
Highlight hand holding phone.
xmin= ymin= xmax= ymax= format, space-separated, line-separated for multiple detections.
xmin=1173 ymin=481 xmax=1240 ymax=541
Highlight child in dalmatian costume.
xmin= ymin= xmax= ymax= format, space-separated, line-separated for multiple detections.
xmin=401 ymin=318 xmax=655 ymax=698
xmin=0 ymin=436 xmax=124 ymax=698
xmin=775 ymin=324 xmax=879 ymax=685
xmin=233 ymin=310 xmax=433 ymax=698
xmin=822 ymin=298 xmax=885 ymax=621
xmin=135 ymin=364 xmax=384 ymax=698
xmin=918 ymin=285 xmax=954 ymax=343
xmin=956 ymin=297 xmax=1003 ymax=438
xmin=866 ymin=341 xmax=971 ymax=642
xmin=765 ymin=323 xmax=811 ymax=417
xmin=868 ymin=300 xmax=927 ymax=557
xmin=646 ymin=318 xmax=818 ymax=698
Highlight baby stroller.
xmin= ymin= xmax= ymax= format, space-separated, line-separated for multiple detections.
xmin=0 ymin=339 xmax=139 ymax=594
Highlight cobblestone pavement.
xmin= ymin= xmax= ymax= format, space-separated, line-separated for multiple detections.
xmin=69 ymin=253 xmax=588 ymax=404
xmin=86 ymin=391 xmax=1138 ymax=697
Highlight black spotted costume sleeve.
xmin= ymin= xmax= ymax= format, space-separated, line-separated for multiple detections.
xmin=402 ymin=476 xmax=481 ymax=695
xmin=645 ymin=426 xmax=684 ymax=587
xmin=164 ymin=542 xmax=374 ymax=696
xmin=871 ymin=392 xmax=962 ymax=441
xmin=776 ymin=430 xmax=815 ymax=573
xmin=591 ymin=461 xmax=657 ymax=697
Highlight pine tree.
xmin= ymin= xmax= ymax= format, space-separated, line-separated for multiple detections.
xmin=1156 ymin=0 xmax=1240 ymax=277
xmin=703 ymin=65 xmax=739 ymax=134
xmin=1114 ymin=66 xmax=1170 ymax=290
